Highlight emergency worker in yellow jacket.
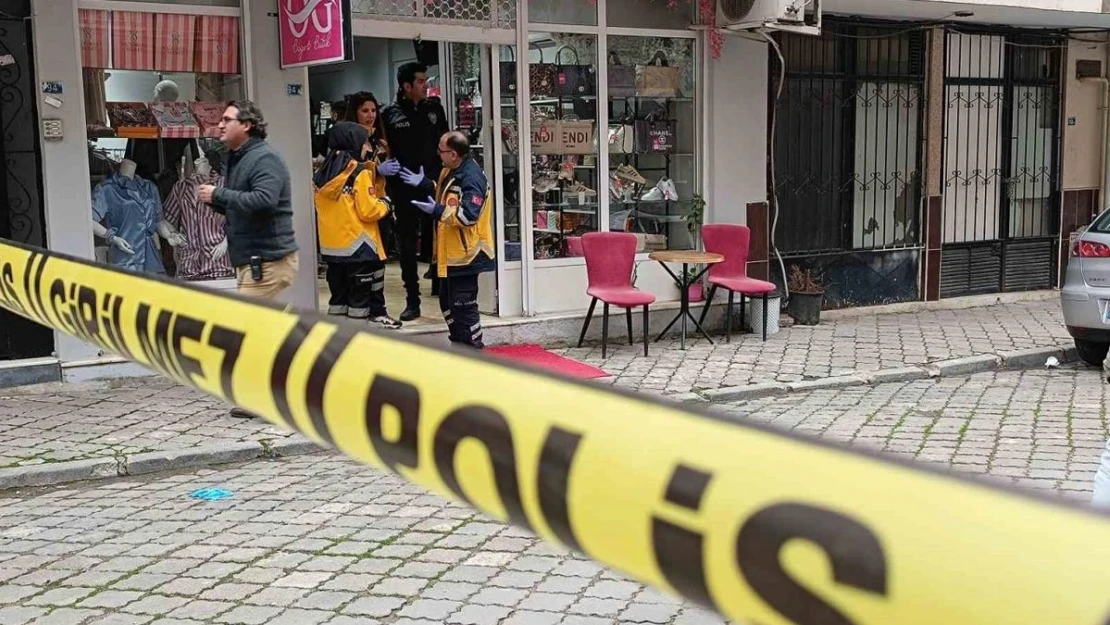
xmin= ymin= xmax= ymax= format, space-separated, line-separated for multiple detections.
xmin=406 ymin=131 xmax=495 ymax=348
xmin=313 ymin=121 xmax=402 ymax=329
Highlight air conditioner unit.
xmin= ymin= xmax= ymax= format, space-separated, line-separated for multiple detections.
xmin=718 ymin=0 xmax=821 ymax=35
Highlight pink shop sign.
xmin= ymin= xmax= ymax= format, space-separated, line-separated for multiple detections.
xmin=278 ymin=0 xmax=353 ymax=69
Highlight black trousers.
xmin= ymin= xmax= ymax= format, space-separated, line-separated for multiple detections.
xmin=439 ymin=273 xmax=482 ymax=349
xmin=394 ymin=200 xmax=435 ymax=308
xmin=325 ymin=259 xmax=386 ymax=319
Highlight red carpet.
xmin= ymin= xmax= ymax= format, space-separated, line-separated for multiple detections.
xmin=486 ymin=344 xmax=610 ymax=379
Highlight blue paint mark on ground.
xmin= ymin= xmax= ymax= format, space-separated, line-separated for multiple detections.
xmin=190 ymin=487 xmax=233 ymax=501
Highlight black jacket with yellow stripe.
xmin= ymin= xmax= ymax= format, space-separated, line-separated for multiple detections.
xmin=430 ymin=158 xmax=495 ymax=278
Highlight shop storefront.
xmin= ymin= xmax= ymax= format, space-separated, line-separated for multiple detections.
xmin=24 ymin=0 xmax=321 ymax=383
xmin=343 ymin=0 xmax=758 ymax=319
xmin=12 ymin=0 xmax=764 ymax=383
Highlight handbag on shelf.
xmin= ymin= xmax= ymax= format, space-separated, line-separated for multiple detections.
xmin=634 ymin=107 xmax=677 ymax=154
xmin=559 ymin=115 xmax=595 ymax=155
xmin=637 ymin=51 xmax=682 ymax=98
xmin=500 ymin=46 xmax=517 ymax=96
xmin=529 ymin=45 xmax=557 ymax=99
xmin=572 ymin=96 xmax=597 ymax=120
xmin=530 ymin=113 xmax=562 ymax=155
xmin=608 ymin=115 xmax=635 ymax=154
xmin=608 ymin=51 xmax=637 ymax=98
xmin=555 ymin=45 xmax=596 ymax=97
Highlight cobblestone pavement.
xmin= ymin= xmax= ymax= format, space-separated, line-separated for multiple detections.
xmin=0 ymin=364 xmax=1104 ymax=624
xmin=560 ymin=298 xmax=1070 ymax=396
xmin=0 ymin=380 xmax=293 ymax=470
xmin=716 ymin=364 xmax=1108 ymax=501
xmin=0 ymin=299 xmax=1072 ymax=472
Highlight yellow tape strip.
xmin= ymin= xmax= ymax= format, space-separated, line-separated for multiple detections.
xmin=1 ymin=239 xmax=1109 ymax=625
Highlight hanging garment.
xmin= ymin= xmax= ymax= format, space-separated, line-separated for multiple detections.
xmin=92 ymin=173 xmax=166 ymax=275
xmin=164 ymin=172 xmax=233 ymax=281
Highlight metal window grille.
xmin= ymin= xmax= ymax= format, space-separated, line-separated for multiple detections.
xmin=939 ymin=28 xmax=1063 ymax=297
xmin=771 ymin=21 xmax=926 ymax=257
xmin=351 ymin=0 xmax=516 ymax=29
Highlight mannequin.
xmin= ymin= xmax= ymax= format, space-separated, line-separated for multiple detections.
xmin=161 ymin=156 xmax=232 ymax=280
xmin=92 ymin=158 xmax=188 ymax=275
xmin=154 ymin=79 xmax=180 ymax=102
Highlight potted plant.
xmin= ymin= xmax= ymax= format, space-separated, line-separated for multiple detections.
xmin=685 ymin=267 xmax=704 ymax=302
xmin=786 ymin=265 xmax=824 ymax=325
xmin=684 ymin=194 xmax=707 ymax=302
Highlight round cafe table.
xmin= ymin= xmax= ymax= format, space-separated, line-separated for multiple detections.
xmin=648 ymin=250 xmax=724 ymax=350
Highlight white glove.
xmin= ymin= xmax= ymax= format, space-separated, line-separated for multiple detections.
xmin=210 ymin=238 xmax=228 ymax=260
xmin=110 ymin=236 xmax=135 ymax=255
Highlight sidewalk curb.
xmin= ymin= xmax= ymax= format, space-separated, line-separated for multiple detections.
xmin=696 ymin=344 xmax=1078 ymax=404
xmin=0 ymin=437 xmax=322 ymax=492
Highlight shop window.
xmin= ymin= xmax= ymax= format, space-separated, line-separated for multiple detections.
xmin=529 ymin=3 xmax=597 ymax=27
xmin=607 ymin=36 xmax=697 ymax=252
xmin=525 ymin=33 xmax=600 ymax=260
xmin=81 ymin=8 xmax=244 ymax=283
xmin=496 ymin=44 xmax=523 ymax=262
xmin=607 ymin=0 xmax=695 ymax=30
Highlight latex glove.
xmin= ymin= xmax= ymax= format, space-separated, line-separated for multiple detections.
xmin=377 ymin=158 xmax=401 ymax=177
xmin=400 ymin=166 xmax=426 ymax=188
xmin=110 ymin=236 xmax=135 ymax=255
xmin=210 ymin=238 xmax=229 ymax=260
xmin=413 ymin=196 xmax=438 ymax=215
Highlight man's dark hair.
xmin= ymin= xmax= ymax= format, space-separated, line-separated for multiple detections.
xmin=445 ymin=131 xmax=470 ymax=159
xmin=226 ymin=100 xmax=267 ymax=139
xmin=397 ymin=62 xmax=428 ymax=89
xmin=331 ymin=100 xmax=347 ymax=120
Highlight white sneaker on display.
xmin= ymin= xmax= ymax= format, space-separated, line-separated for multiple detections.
xmin=659 ymin=177 xmax=679 ymax=201
xmin=641 ymin=184 xmax=664 ymax=201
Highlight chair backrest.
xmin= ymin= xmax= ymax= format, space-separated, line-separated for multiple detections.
xmin=582 ymin=232 xmax=637 ymax=289
xmin=701 ymin=224 xmax=751 ymax=279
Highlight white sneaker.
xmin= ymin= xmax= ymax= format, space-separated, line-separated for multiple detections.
xmin=659 ymin=177 xmax=679 ymax=201
xmin=641 ymin=185 xmax=663 ymax=201
xmin=371 ymin=315 xmax=403 ymax=330
xmin=609 ymin=173 xmax=625 ymax=200
xmin=534 ymin=176 xmax=557 ymax=194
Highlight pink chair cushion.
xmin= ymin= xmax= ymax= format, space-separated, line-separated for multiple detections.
xmin=587 ymin=286 xmax=657 ymax=307
xmin=708 ymin=275 xmax=776 ymax=295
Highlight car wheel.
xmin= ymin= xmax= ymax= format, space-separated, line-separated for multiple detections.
xmin=1075 ymin=339 xmax=1110 ymax=367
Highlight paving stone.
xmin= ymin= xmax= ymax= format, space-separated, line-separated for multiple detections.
xmin=166 ymin=600 xmax=236 ymax=620
xmin=77 ymin=590 xmax=144 ymax=609
xmin=266 ymin=608 xmax=332 ymax=625
xmin=342 ymin=596 xmax=405 ymax=618
xmin=446 ymin=604 xmax=512 ymax=625
xmin=121 ymin=595 xmax=190 ymax=616
xmin=26 ymin=587 xmax=94 ymax=607
xmin=214 ymin=606 xmax=283 ymax=625
xmin=29 ymin=607 xmax=104 ymax=625
xmin=294 ymin=591 xmax=354 ymax=610
xmin=397 ymin=599 xmax=463 ymax=620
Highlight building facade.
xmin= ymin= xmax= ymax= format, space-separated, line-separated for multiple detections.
xmin=0 ymin=0 xmax=1107 ymax=384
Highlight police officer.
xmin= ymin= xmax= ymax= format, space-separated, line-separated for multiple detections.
xmin=408 ymin=131 xmax=495 ymax=349
xmin=381 ymin=62 xmax=449 ymax=322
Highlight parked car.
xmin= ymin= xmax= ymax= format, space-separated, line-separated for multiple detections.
xmin=1062 ymin=214 xmax=1110 ymax=366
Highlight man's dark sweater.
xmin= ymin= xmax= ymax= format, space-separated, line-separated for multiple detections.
xmin=210 ymin=137 xmax=298 ymax=268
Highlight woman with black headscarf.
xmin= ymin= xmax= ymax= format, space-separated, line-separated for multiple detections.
xmin=313 ymin=121 xmax=402 ymax=329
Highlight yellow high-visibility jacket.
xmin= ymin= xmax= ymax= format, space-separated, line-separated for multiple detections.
xmin=432 ymin=158 xmax=495 ymax=278
xmin=314 ymin=160 xmax=392 ymax=262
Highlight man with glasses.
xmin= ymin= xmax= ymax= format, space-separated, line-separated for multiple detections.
xmin=197 ymin=100 xmax=298 ymax=418
xmin=198 ymin=100 xmax=298 ymax=302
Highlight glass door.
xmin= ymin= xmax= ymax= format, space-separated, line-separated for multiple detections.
xmin=444 ymin=41 xmax=524 ymax=317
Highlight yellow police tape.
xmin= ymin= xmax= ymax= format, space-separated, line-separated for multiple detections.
xmin=1 ymin=238 xmax=1109 ymax=624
